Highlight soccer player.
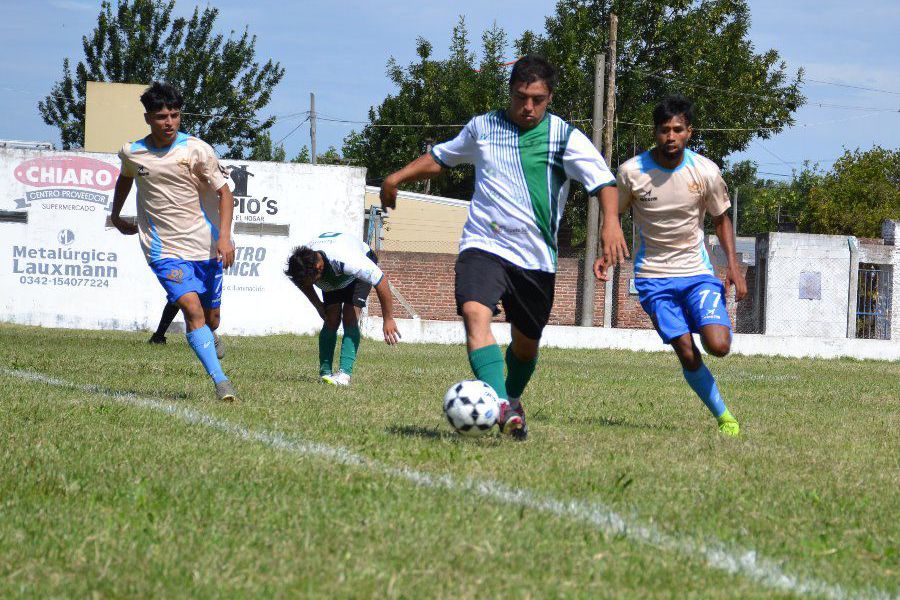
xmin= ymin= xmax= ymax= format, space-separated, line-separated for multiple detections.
xmin=285 ymin=232 xmax=401 ymax=386
xmin=595 ymin=94 xmax=747 ymax=436
xmin=380 ymin=55 xmax=627 ymax=440
xmin=109 ymin=81 xmax=238 ymax=401
xmin=147 ymin=301 xmax=225 ymax=359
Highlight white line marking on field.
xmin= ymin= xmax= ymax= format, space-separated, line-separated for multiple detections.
xmin=3 ymin=368 xmax=892 ymax=600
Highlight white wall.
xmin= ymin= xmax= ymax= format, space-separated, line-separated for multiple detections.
xmin=0 ymin=148 xmax=365 ymax=336
xmin=761 ymin=232 xmax=852 ymax=338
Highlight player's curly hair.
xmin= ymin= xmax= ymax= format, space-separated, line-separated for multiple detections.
xmin=140 ymin=81 xmax=184 ymax=113
xmin=284 ymin=246 xmax=321 ymax=288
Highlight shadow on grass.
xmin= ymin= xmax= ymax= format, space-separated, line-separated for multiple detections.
xmin=387 ymin=424 xmax=458 ymax=441
xmin=586 ymin=416 xmax=678 ymax=431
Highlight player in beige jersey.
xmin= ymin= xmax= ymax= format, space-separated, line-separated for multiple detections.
xmin=596 ymin=95 xmax=747 ymax=436
xmin=109 ymin=82 xmax=238 ymax=402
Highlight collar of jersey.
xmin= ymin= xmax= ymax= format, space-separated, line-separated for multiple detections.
xmin=644 ymin=148 xmax=693 ymax=173
xmin=133 ymin=131 xmax=190 ymax=153
xmin=499 ymin=109 xmax=550 ymax=131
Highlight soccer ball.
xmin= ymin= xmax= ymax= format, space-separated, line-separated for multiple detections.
xmin=443 ymin=380 xmax=500 ymax=436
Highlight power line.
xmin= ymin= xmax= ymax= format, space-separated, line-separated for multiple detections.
xmin=275 ymin=115 xmax=310 ymax=145
xmin=805 ymin=78 xmax=900 ymax=96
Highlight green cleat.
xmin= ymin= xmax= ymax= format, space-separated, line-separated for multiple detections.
xmin=717 ymin=410 xmax=740 ymax=437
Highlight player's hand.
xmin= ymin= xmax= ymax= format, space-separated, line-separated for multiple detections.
xmin=379 ymin=175 xmax=398 ymax=210
xmin=217 ymin=237 xmax=235 ymax=269
xmin=601 ymin=221 xmax=630 ymax=268
xmin=593 ymin=257 xmax=611 ymax=282
xmin=383 ymin=317 xmax=401 ymax=346
xmin=726 ymin=263 xmax=748 ymax=302
xmin=110 ymin=214 xmax=138 ymax=235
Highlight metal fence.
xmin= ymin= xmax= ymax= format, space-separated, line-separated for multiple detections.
xmin=856 ymin=263 xmax=892 ymax=340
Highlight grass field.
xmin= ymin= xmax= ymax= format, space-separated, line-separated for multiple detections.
xmin=0 ymin=323 xmax=897 ymax=598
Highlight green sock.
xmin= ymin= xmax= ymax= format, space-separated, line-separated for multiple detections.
xmin=468 ymin=345 xmax=507 ymax=401
xmin=319 ymin=327 xmax=338 ymax=375
xmin=505 ymin=346 xmax=537 ymax=399
xmin=339 ymin=326 xmax=361 ymax=374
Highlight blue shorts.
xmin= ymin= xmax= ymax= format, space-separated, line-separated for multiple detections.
xmin=150 ymin=258 xmax=223 ymax=308
xmin=634 ymin=274 xmax=732 ymax=344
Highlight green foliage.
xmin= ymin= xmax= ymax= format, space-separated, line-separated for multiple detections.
xmin=290 ymin=145 xmax=346 ymax=165
xmin=247 ymin=132 xmax=286 ymax=162
xmin=38 ymin=0 xmax=285 ymax=158
xmin=808 ymin=147 xmax=900 ymax=237
xmin=346 ymin=2 xmax=803 ymax=246
xmin=342 ymin=17 xmax=510 ymax=195
xmin=724 ymin=147 xmax=898 ymax=238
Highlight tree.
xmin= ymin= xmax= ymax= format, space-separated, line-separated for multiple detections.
xmin=518 ymin=0 xmax=804 ymax=242
xmin=347 ymin=2 xmax=804 ymax=246
xmin=343 ymin=17 xmax=509 ymax=195
xmin=808 ymin=147 xmax=899 ymax=237
xmin=246 ymin=132 xmax=286 ymax=162
xmin=38 ymin=0 xmax=285 ymax=158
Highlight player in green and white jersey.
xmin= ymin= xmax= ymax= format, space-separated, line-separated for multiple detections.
xmin=285 ymin=232 xmax=400 ymax=386
xmin=381 ymin=55 xmax=628 ymax=440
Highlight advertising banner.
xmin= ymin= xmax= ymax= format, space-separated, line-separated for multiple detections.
xmin=0 ymin=148 xmax=365 ymax=336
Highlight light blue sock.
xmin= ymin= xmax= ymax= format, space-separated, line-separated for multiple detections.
xmin=186 ymin=325 xmax=228 ymax=384
xmin=682 ymin=363 xmax=727 ymax=418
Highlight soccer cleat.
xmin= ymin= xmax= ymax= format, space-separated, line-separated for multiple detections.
xmin=213 ymin=332 xmax=225 ymax=359
xmin=717 ymin=411 xmax=740 ymax=437
xmin=323 ymin=371 xmax=352 ymax=387
xmin=215 ymin=379 xmax=238 ymax=402
xmin=319 ymin=373 xmax=333 ymax=384
xmin=497 ymin=397 xmax=528 ymax=441
xmin=148 ymin=334 xmax=166 ymax=345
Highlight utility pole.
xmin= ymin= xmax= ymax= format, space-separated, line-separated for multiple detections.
xmin=310 ymin=92 xmax=317 ymax=165
xmin=733 ymin=187 xmax=739 ymax=241
xmin=579 ymin=53 xmax=605 ymax=327
xmin=602 ymin=13 xmax=618 ymax=329
xmin=423 ymin=139 xmax=434 ymax=194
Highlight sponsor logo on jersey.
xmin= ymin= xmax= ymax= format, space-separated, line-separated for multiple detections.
xmin=639 ymin=191 xmax=658 ymax=202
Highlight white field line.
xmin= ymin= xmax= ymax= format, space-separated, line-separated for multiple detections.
xmin=3 ymin=368 xmax=893 ymax=600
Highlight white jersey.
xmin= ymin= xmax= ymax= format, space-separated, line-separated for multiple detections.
xmin=431 ymin=110 xmax=615 ymax=273
xmin=305 ymin=232 xmax=383 ymax=292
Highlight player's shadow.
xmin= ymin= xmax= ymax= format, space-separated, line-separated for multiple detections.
xmin=587 ymin=416 xmax=677 ymax=431
xmin=387 ymin=425 xmax=457 ymax=440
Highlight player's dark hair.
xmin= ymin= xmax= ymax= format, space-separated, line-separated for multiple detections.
xmin=653 ymin=94 xmax=694 ymax=128
xmin=140 ymin=81 xmax=184 ymax=113
xmin=509 ymin=55 xmax=558 ymax=93
xmin=284 ymin=246 xmax=321 ymax=288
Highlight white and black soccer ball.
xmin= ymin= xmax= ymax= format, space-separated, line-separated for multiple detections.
xmin=443 ymin=380 xmax=500 ymax=436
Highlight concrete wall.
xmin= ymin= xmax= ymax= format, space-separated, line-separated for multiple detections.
xmin=0 ymin=148 xmax=365 ymax=335
xmin=84 ymin=82 xmax=149 ymax=153
xmin=757 ymin=232 xmax=854 ymax=338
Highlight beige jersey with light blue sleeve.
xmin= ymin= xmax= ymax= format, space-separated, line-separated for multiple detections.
xmin=618 ymin=149 xmax=731 ymax=278
xmin=118 ymin=132 xmax=229 ymax=263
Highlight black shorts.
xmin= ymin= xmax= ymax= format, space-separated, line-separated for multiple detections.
xmin=455 ymin=248 xmax=555 ymax=340
xmin=322 ymin=251 xmax=378 ymax=308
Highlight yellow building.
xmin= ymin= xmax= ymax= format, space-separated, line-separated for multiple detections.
xmin=364 ymin=186 xmax=468 ymax=254
xmin=84 ymin=82 xmax=149 ymax=152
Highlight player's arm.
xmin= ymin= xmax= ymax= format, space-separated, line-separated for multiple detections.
xmin=381 ymin=119 xmax=477 ymax=209
xmin=596 ymin=184 xmax=629 ymax=281
xmin=379 ymin=153 xmax=443 ymax=209
xmin=216 ymin=183 xmax=235 ymax=268
xmin=373 ymin=276 xmax=401 ymax=346
xmin=713 ymin=212 xmax=747 ymax=301
xmin=109 ymin=175 xmax=138 ymax=235
xmin=300 ymin=283 xmax=327 ymax=321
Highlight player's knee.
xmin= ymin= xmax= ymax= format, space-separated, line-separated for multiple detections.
xmin=705 ymin=337 xmax=731 ymax=357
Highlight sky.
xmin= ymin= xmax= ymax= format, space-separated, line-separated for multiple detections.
xmin=2 ymin=0 xmax=898 ymax=180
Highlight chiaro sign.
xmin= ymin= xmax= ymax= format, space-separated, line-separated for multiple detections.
xmin=13 ymin=156 xmax=119 ymax=211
